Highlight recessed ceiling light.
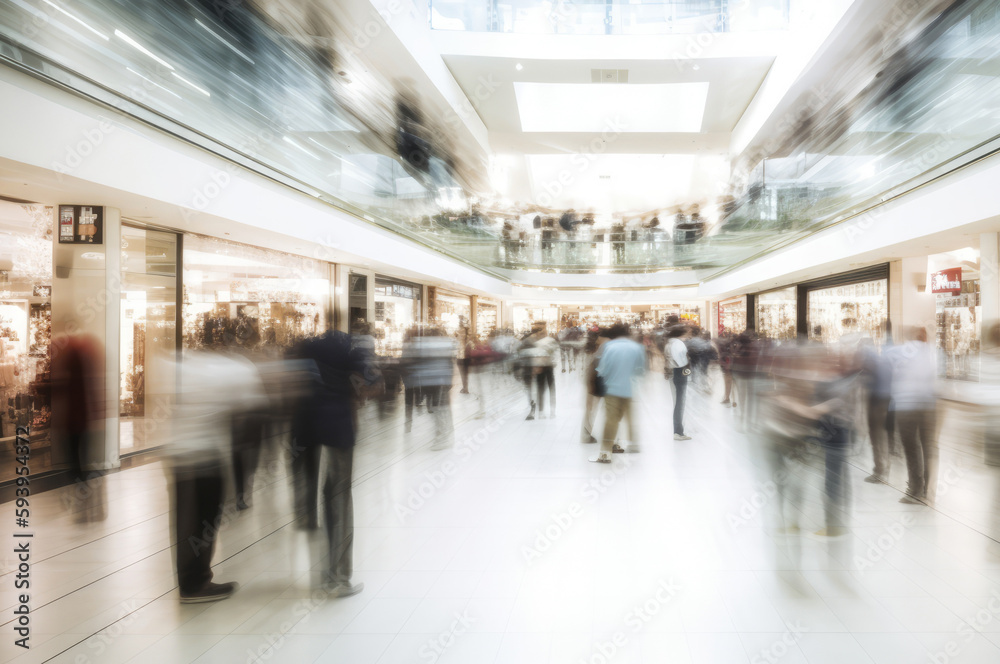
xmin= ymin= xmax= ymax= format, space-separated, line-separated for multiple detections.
xmin=515 ymin=63 xmax=523 ymax=71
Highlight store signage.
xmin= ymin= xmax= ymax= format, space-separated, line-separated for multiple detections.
xmin=931 ymin=268 xmax=962 ymax=295
xmin=58 ymin=205 xmax=104 ymax=244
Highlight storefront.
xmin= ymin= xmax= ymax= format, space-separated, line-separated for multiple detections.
xmin=651 ymin=304 xmax=701 ymax=326
xmin=930 ymin=259 xmax=980 ymax=381
xmin=717 ymin=296 xmax=747 ymax=337
xmin=182 ymin=234 xmax=329 ymax=351
xmin=0 ymin=203 xmax=52 ymax=460
xmin=561 ymin=305 xmax=639 ymax=329
xmin=430 ymin=288 xmax=472 ymax=335
xmin=754 ymin=286 xmax=797 ymax=341
xmin=804 ymin=266 xmax=889 ymax=344
xmin=373 ymin=276 xmax=421 ymax=356
xmin=476 ymin=297 xmax=500 ymax=339
xmin=513 ymin=305 xmax=560 ymax=334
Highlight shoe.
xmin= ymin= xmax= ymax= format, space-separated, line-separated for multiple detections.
xmin=612 ymin=444 xmax=625 ymax=454
xmin=863 ymin=474 xmax=885 ymax=484
xmin=673 ymin=434 xmax=692 ymax=441
xmin=625 ymin=444 xmax=640 ymax=454
xmin=582 ymin=435 xmax=597 ymax=445
xmin=460 ymin=389 xmax=469 ymax=394
xmin=526 ymin=413 xmax=535 ymax=421
xmin=236 ymin=497 xmax=249 ymax=511
xmin=899 ymin=495 xmax=924 ymax=505
xmin=180 ymin=581 xmax=238 ymax=604
xmin=324 ymin=581 xmax=364 ymax=598
xmin=720 ymin=400 xmax=730 ymax=406
xmin=589 ymin=454 xmax=612 ymax=464
xmin=812 ymin=527 xmax=848 ymax=538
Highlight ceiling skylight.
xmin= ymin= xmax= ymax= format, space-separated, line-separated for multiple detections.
xmin=513 ymin=82 xmax=709 ymax=133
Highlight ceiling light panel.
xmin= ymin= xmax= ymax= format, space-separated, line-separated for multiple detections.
xmin=513 ymin=82 xmax=709 ymax=133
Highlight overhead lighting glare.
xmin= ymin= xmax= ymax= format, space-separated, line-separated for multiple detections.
xmin=195 ymin=18 xmax=255 ymax=64
xmin=515 ymin=62 xmax=523 ymax=71
xmin=41 ymin=0 xmax=108 ymax=40
xmin=126 ymin=67 xmax=181 ymax=99
xmin=114 ymin=29 xmax=175 ymax=70
xmin=283 ymin=136 xmax=321 ymax=160
xmin=171 ymin=72 xmax=211 ymax=97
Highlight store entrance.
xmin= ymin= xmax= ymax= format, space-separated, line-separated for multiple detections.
xmin=119 ymin=226 xmax=177 ymax=454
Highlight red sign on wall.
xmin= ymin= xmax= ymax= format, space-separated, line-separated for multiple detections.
xmin=931 ymin=267 xmax=962 ymax=295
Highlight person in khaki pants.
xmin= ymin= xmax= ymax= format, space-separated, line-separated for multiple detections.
xmin=591 ymin=323 xmax=647 ymax=463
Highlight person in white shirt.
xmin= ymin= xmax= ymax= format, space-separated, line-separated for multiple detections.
xmin=665 ymin=326 xmax=693 ymax=440
xmin=886 ymin=326 xmax=938 ymax=504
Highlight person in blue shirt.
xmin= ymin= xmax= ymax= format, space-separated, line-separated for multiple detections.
xmin=591 ymin=323 xmax=648 ymax=463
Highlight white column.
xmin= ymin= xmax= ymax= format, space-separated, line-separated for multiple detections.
xmin=981 ymin=233 xmax=1000 ymax=342
xmin=899 ymin=256 xmax=936 ymax=338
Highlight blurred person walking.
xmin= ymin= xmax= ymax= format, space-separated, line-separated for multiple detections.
xmin=293 ymin=329 xmax=378 ymax=596
xmin=665 ymin=326 xmax=693 ymax=440
xmin=887 ymin=326 xmax=938 ymax=504
xmin=591 ymin=324 xmax=647 ymax=462
xmin=518 ymin=323 xmax=558 ymax=419
xmin=410 ymin=327 xmax=457 ymax=448
xmin=163 ymin=350 xmax=266 ymax=603
xmin=860 ymin=327 xmax=894 ymax=484
xmin=581 ymin=327 xmax=606 ymax=444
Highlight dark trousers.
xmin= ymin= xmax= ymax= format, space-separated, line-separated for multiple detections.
xmin=867 ymin=396 xmax=891 ymax=477
xmin=291 ymin=439 xmax=321 ymax=528
xmin=823 ymin=427 xmax=851 ymax=528
xmin=671 ymin=368 xmax=688 ymax=435
xmin=404 ymin=385 xmax=421 ymax=428
xmin=537 ymin=366 xmax=556 ymax=413
xmin=321 ymin=445 xmax=355 ymax=584
xmin=174 ymin=470 xmax=224 ymax=594
xmin=898 ymin=408 xmax=938 ymax=499
xmin=458 ymin=358 xmax=470 ymax=392
xmin=232 ymin=412 xmax=265 ymax=504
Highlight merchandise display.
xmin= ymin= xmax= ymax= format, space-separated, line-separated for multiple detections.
xmin=513 ymin=306 xmax=560 ymax=334
xmin=182 ymin=234 xmax=328 ymax=350
xmin=936 ymin=280 xmax=980 ymax=381
xmin=718 ymin=297 xmax=748 ymax=337
xmin=807 ymin=278 xmax=888 ymax=344
xmin=756 ymin=286 xmax=797 ymax=340
xmin=433 ymin=290 xmax=472 ymax=335
xmin=374 ymin=278 xmax=421 ymax=356
xmin=476 ymin=300 xmax=499 ymax=339
xmin=0 ymin=203 xmax=53 ymax=439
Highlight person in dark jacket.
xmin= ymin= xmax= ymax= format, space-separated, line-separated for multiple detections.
xmin=292 ymin=330 xmax=378 ymax=596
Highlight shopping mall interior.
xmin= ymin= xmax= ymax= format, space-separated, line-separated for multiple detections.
xmin=4 ymin=0 xmax=1000 ymax=662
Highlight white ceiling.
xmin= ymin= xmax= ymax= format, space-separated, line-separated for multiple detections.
xmin=442 ymin=53 xmax=774 ymax=211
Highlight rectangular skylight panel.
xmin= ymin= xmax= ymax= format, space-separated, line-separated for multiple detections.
xmin=513 ymin=82 xmax=709 ymax=133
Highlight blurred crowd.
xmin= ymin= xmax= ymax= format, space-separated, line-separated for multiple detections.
xmin=46 ymin=310 xmax=1000 ymax=605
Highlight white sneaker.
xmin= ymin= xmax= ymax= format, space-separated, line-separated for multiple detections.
xmin=673 ymin=434 xmax=692 ymax=441
xmin=589 ymin=453 xmax=612 ymax=463
xmin=625 ymin=444 xmax=640 ymax=453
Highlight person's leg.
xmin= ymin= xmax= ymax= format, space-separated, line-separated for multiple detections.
xmin=867 ymin=397 xmax=890 ymax=479
xmin=175 ymin=470 xmax=223 ymax=594
xmin=601 ymin=396 xmax=625 ymax=457
xmin=919 ymin=408 xmax=939 ymax=502
xmin=522 ymin=369 xmax=535 ymax=418
xmin=535 ymin=371 xmax=547 ymax=415
xmin=545 ymin=367 xmax=556 ymax=412
xmin=322 ymin=446 xmax=356 ymax=586
xmin=404 ymin=385 xmax=415 ymax=432
xmin=896 ymin=411 xmax=923 ymax=498
xmin=231 ymin=417 xmax=246 ymax=505
xmin=582 ymin=393 xmax=598 ymax=443
xmin=458 ymin=359 xmax=469 ymax=393
xmin=722 ymin=372 xmax=733 ymax=404
xmin=672 ymin=369 xmax=688 ymax=436
xmin=823 ymin=428 xmax=850 ymax=531
xmin=624 ymin=398 xmax=637 ymax=448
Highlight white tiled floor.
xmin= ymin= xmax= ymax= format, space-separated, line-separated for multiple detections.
xmin=4 ymin=367 xmax=1000 ymax=663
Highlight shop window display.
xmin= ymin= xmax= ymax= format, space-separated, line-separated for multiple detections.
xmin=433 ymin=290 xmax=472 ymax=335
xmin=513 ymin=306 xmax=560 ymax=334
xmin=936 ymin=279 xmax=980 ymax=381
xmin=374 ymin=277 xmax=421 ymax=356
xmin=183 ymin=235 xmax=328 ymax=351
xmin=756 ymin=286 xmax=797 ymax=341
xmin=476 ymin=300 xmax=499 ymax=339
xmin=0 ymin=203 xmax=52 ymax=480
xmin=807 ymin=278 xmax=888 ymax=344
xmin=652 ymin=305 xmax=701 ymax=327
xmin=718 ymin=297 xmax=748 ymax=337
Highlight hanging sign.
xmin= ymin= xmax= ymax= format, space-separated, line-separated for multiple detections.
xmin=931 ymin=268 xmax=962 ymax=295
xmin=58 ymin=205 xmax=104 ymax=244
